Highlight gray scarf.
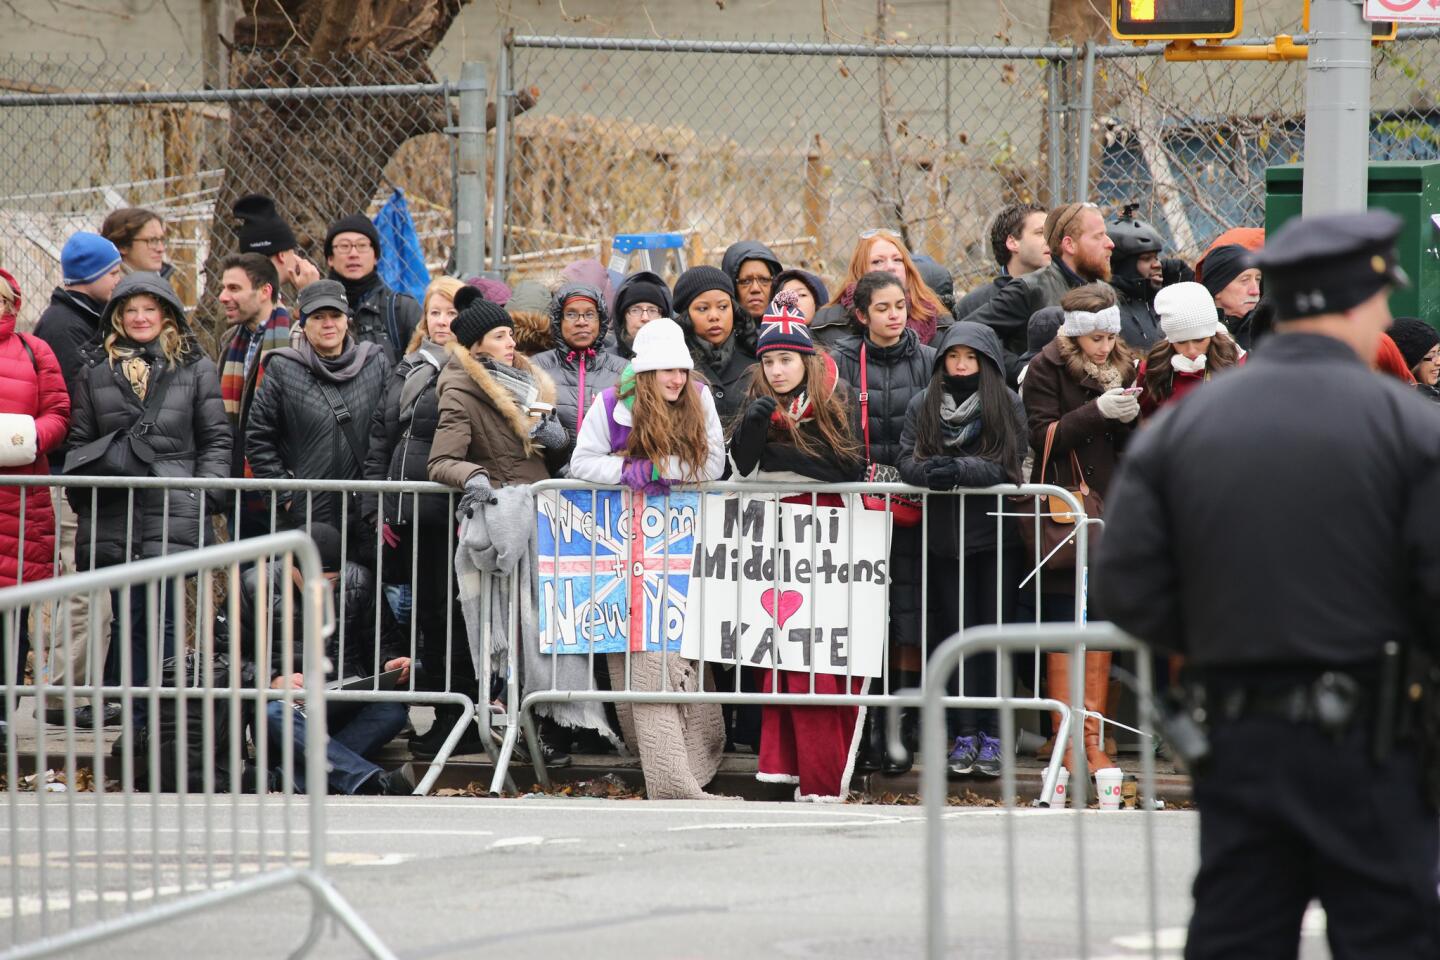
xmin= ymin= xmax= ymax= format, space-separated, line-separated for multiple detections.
xmin=271 ymin=334 xmax=378 ymax=384
xmin=398 ymin=340 xmax=446 ymax=423
xmin=692 ymin=332 xmax=736 ymax=372
xmin=482 ymin=356 xmax=539 ymax=411
xmin=939 ymin=391 xmax=984 ymax=450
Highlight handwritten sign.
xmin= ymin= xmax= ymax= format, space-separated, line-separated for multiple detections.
xmin=537 ymin=489 xmax=698 ymax=654
xmin=682 ymin=496 xmax=889 ymax=677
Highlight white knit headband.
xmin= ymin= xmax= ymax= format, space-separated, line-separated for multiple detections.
xmin=1060 ymin=304 xmax=1122 ymax=337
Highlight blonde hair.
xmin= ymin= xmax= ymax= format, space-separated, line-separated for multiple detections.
xmin=408 ymin=276 xmax=467 ymax=354
xmin=105 ymin=292 xmax=185 ymax=368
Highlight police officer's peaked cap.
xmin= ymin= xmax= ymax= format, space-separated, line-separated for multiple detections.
xmin=1254 ymin=210 xmax=1408 ymax=320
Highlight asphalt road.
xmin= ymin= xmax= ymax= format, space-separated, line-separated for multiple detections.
xmin=2 ymin=796 xmax=1334 ymax=959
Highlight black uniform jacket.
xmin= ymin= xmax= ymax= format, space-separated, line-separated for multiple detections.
xmin=1096 ymin=332 xmax=1440 ymax=666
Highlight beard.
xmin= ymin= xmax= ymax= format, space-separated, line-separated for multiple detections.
xmin=1075 ymin=246 xmax=1112 ymax=283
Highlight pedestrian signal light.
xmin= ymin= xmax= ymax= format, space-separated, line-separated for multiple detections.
xmin=1110 ymin=0 xmax=1243 ymax=40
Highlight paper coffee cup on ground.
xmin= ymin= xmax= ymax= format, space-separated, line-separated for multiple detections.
xmin=1045 ymin=767 xmax=1069 ymax=808
xmin=1095 ymin=767 xmax=1124 ymax=810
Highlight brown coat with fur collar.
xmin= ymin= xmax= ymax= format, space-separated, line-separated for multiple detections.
xmin=1022 ymin=335 xmax=1136 ymax=499
xmin=427 ymin=343 xmax=564 ymax=489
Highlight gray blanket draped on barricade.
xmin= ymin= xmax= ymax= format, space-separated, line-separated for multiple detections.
xmin=454 ymin=484 xmax=615 ymax=738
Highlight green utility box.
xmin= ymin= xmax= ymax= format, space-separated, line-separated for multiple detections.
xmin=1265 ymin=161 xmax=1440 ymax=323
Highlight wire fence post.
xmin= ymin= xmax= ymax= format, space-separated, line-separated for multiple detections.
xmin=489 ymin=33 xmax=514 ymax=276
xmin=1076 ymin=41 xmax=1098 ymax=202
xmin=454 ymin=60 xmax=488 ymax=279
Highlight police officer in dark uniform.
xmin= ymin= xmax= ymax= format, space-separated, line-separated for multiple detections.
xmin=1096 ymin=210 xmax=1440 ymax=959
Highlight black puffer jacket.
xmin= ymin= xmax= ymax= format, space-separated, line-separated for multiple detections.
xmin=66 ymin=318 xmax=230 ymax=567
xmin=246 ymin=338 xmax=393 ymax=532
xmin=676 ymin=312 xmax=758 ymax=421
xmin=33 ymin=287 xmax=107 ymax=469
xmin=831 ymin=330 xmax=936 ymax=466
xmin=532 ymin=282 xmax=628 ymax=439
xmin=898 ymin=322 xmax=1026 ymax=559
xmin=362 ymin=341 xmax=448 ymax=529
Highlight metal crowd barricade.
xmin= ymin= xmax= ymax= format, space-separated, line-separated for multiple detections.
xmin=493 ymin=479 xmax=1095 ymax=797
xmin=0 ymin=532 xmax=395 ymax=960
xmin=0 ymin=475 xmax=489 ymax=796
xmin=919 ymin=622 xmax=1160 ymax=960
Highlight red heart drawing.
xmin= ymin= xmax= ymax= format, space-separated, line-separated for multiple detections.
xmin=760 ymin=589 xmax=804 ymax=630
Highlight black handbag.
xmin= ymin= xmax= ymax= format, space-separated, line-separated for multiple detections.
xmin=64 ymin=366 xmax=170 ymax=477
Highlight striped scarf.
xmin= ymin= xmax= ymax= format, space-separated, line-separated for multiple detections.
xmin=220 ymin=305 xmax=293 ymax=420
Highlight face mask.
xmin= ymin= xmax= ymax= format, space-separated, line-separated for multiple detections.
xmin=1170 ymin=352 xmax=1207 ymax=375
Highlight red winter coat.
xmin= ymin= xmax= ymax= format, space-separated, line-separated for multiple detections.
xmin=0 ymin=303 xmax=70 ymax=587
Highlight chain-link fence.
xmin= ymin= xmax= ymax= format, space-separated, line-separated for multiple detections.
xmin=4 ymin=32 xmax=1440 ymax=343
xmin=494 ymin=29 xmax=1440 ymax=289
xmin=0 ymin=53 xmax=462 ymax=345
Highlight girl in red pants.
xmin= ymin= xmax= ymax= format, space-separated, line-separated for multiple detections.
xmin=727 ymin=292 xmax=866 ymax=801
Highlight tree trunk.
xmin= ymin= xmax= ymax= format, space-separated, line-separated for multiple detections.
xmin=1046 ymin=0 xmax=1113 ymax=204
xmin=196 ymin=0 xmax=464 ymax=347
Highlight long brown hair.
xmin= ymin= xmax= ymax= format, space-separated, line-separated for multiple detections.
xmin=1142 ymin=333 xmax=1241 ymax=402
xmin=621 ymin=370 xmax=712 ymax=482
xmin=735 ymin=351 xmax=861 ymax=463
xmin=825 ymin=230 xmax=944 ymax=325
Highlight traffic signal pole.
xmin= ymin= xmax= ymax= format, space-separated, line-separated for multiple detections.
xmin=1303 ymin=0 xmax=1373 ymax=214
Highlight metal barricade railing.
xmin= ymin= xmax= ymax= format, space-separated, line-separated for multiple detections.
xmin=0 ymin=475 xmax=488 ymax=797
xmin=919 ymin=622 xmax=1160 ymax=960
xmin=492 ymin=479 xmax=1096 ymax=796
xmin=0 ymin=532 xmax=395 ymax=960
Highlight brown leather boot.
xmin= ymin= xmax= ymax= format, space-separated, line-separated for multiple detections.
xmin=1045 ymin=652 xmax=1077 ymax=773
xmin=1084 ymin=651 xmax=1115 ymax=772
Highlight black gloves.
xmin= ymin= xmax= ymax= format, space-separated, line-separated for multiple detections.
xmin=926 ymin=457 xmax=962 ymax=491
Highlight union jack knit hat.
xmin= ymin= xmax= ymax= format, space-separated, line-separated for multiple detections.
xmin=755 ymin=289 xmax=815 ymax=356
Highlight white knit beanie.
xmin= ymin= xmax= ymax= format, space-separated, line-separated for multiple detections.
xmin=630 ymin=316 xmax=694 ymax=373
xmin=1155 ymin=281 xmax=1221 ymax=343
xmin=1059 ymin=304 xmax=1122 ymax=338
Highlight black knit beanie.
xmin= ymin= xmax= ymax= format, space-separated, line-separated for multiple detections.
xmin=671 ymin=266 xmax=735 ymax=318
xmin=323 ymin=213 xmax=381 ymax=259
xmin=1197 ymin=244 xmax=1254 ymax=296
xmin=233 ymin=194 xmax=297 ymax=254
xmin=1390 ymin=317 xmax=1440 ymax=369
xmin=615 ymin=280 xmax=669 ymax=320
xmin=450 ymin=285 xmax=512 ymax=348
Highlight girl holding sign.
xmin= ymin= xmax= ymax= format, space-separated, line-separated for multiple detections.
xmin=729 ymin=292 xmax=866 ymax=801
xmin=897 ymin=321 xmax=1027 ymax=780
xmin=569 ymin=316 xmax=728 ymax=800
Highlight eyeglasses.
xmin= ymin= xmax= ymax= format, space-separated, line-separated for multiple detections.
xmin=563 ymin=311 xmax=598 ymax=323
xmin=736 ymin=276 xmax=772 ymax=290
xmin=625 ymin=305 xmax=662 ymax=320
xmin=859 ymin=227 xmax=896 ymax=239
xmin=134 ymin=235 xmax=166 ymax=249
xmin=332 ymin=240 xmax=372 ymax=254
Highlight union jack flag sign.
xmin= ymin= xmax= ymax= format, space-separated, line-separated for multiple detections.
xmin=537 ymin=489 xmax=700 ymax=654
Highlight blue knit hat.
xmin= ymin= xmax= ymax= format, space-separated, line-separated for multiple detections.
xmin=755 ymin=289 xmax=815 ymax=356
xmin=61 ymin=231 xmax=122 ymax=286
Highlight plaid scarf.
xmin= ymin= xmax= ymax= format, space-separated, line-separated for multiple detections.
xmin=220 ymin=305 xmax=293 ymax=421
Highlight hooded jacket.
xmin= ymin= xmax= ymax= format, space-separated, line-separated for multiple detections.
xmin=245 ymin=335 xmax=393 ymax=532
xmin=1110 ymin=272 xmax=1163 ymax=351
xmin=67 ymin=273 xmax=231 ymax=568
xmin=428 ymin=344 xmax=566 ymax=489
xmin=0 ymin=299 xmax=69 ymax=586
xmin=531 ymin=282 xmax=628 ymax=440
xmin=33 ymin=286 xmax=106 ymax=400
xmin=362 ymin=340 xmax=450 ymax=529
xmin=809 ymin=281 xmax=953 ymax=350
xmin=610 ymin=271 xmax=673 ymax=359
xmin=897 ymin=323 xmax=1026 ymax=559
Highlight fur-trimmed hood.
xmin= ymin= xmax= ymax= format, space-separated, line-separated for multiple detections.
xmin=441 ymin=340 xmax=557 ymax=453
xmin=1053 ymin=334 xmax=1136 ymax=391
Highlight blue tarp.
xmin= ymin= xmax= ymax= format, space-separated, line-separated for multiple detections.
xmin=374 ymin=188 xmax=430 ymax=302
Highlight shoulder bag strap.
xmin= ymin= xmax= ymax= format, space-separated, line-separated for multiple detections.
xmin=317 ymin=380 xmax=367 ymax=468
xmin=1037 ymin=420 xmax=1058 ymax=483
xmin=859 ymin=343 xmax=872 ymax=460
xmin=129 ymin=361 xmax=175 ymax=439
xmin=15 ymin=333 xmax=37 ymax=373
xmin=1068 ymin=447 xmax=1092 ymax=497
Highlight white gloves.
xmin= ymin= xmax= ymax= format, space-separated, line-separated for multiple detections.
xmin=1096 ymin=387 xmax=1140 ymax=423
